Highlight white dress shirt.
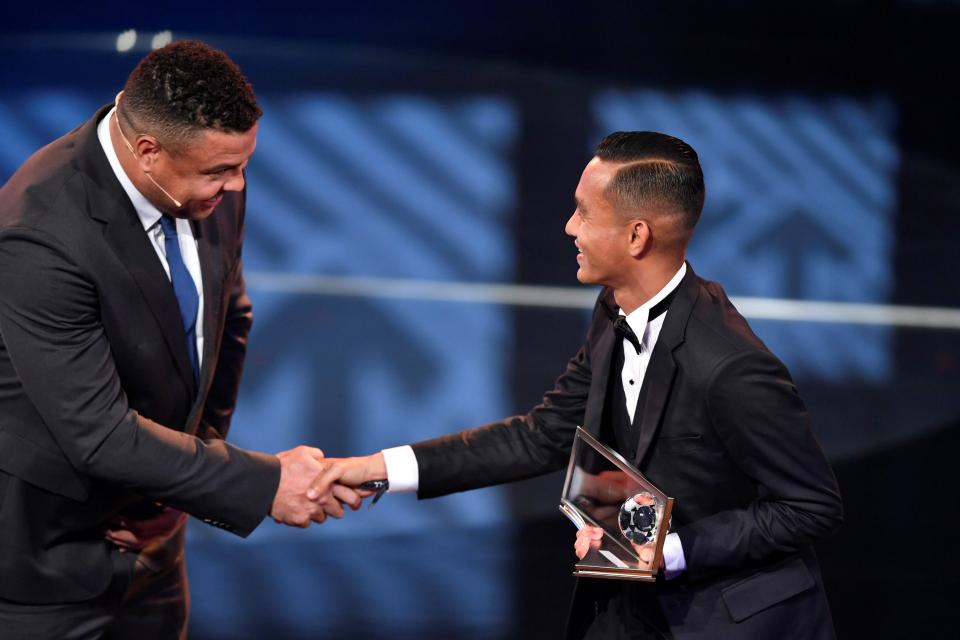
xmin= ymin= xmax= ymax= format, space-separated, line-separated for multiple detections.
xmin=97 ymin=108 xmax=205 ymax=368
xmin=619 ymin=263 xmax=686 ymax=422
xmin=381 ymin=264 xmax=688 ymax=577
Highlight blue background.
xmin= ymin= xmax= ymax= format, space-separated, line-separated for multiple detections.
xmin=3 ymin=2 xmax=960 ymax=638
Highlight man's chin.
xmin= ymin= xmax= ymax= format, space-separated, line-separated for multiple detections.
xmin=183 ymin=201 xmax=220 ymax=220
xmin=575 ymin=268 xmax=597 ymax=285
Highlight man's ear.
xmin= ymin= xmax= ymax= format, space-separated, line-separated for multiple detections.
xmin=133 ymin=135 xmax=163 ymax=173
xmin=628 ymin=219 xmax=651 ymax=257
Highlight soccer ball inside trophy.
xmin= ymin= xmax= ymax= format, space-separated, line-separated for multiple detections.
xmin=618 ymin=491 xmax=659 ymax=544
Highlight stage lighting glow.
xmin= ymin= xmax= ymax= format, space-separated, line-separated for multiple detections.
xmin=116 ymin=29 xmax=137 ymax=53
xmin=151 ymin=31 xmax=173 ymax=49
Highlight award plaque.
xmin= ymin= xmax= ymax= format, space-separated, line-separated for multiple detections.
xmin=559 ymin=427 xmax=674 ymax=581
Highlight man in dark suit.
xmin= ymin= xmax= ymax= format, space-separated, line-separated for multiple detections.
xmin=0 ymin=41 xmax=355 ymax=639
xmin=313 ymin=131 xmax=843 ymax=638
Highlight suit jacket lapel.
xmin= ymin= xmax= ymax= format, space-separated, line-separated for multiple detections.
xmin=633 ymin=341 xmax=677 ymax=465
xmin=79 ymin=106 xmax=198 ymax=399
xmin=186 ymin=217 xmax=224 ymax=424
xmin=583 ymin=288 xmax=619 ymax=436
xmin=634 ymin=266 xmax=700 ymax=465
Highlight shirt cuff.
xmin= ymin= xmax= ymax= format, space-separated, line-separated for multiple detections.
xmin=381 ymin=445 xmax=419 ymax=493
xmin=662 ymin=532 xmax=686 ymax=580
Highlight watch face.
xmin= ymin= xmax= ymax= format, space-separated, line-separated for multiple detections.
xmin=618 ymin=491 xmax=659 ymax=545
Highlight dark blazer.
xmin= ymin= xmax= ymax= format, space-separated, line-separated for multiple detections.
xmin=0 ymin=106 xmax=280 ymax=604
xmin=412 ymin=266 xmax=843 ymax=638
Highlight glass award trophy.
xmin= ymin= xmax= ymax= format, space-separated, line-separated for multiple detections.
xmin=559 ymin=426 xmax=674 ymax=581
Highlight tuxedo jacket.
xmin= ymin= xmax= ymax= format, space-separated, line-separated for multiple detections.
xmin=0 ymin=106 xmax=279 ymax=604
xmin=412 ymin=266 xmax=843 ymax=638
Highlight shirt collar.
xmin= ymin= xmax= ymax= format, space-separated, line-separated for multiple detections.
xmin=620 ymin=262 xmax=688 ymax=332
xmin=96 ymin=106 xmax=163 ymax=233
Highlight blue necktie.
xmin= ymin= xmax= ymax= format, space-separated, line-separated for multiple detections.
xmin=158 ymin=215 xmax=200 ymax=383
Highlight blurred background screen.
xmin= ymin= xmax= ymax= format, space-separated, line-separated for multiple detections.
xmin=2 ymin=2 xmax=959 ymax=637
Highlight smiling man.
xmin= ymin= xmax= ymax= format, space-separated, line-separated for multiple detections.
xmin=0 ymin=41 xmax=356 ymax=639
xmin=314 ymin=132 xmax=844 ymax=639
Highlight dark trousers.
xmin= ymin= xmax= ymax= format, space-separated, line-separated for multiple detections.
xmin=570 ymin=579 xmax=673 ymax=640
xmin=0 ymin=539 xmax=189 ymax=640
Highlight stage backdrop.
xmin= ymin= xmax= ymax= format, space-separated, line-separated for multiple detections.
xmin=2 ymin=4 xmax=959 ymax=636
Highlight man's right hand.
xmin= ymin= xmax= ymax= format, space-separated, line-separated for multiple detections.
xmin=574 ymin=525 xmax=604 ymax=560
xmin=270 ymin=446 xmax=363 ymax=528
xmin=306 ymin=453 xmax=387 ymax=502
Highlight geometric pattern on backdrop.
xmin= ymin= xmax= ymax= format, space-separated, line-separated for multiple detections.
xmin=594 ymin=90 xmax=898 ymax=382
xmin=192 ymin=94 xmax=520 ymax=638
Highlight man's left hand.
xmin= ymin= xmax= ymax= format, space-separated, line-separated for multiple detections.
xmin=105 ymin=504 xmax=187 ymax=551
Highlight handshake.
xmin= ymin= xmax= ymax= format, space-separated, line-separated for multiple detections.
xmin=269 ymin=446 xmax=388 ymax=528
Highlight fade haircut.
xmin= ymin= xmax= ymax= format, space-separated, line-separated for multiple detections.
xmin=118 ymin=40 xmax=261 ymax=152
xmin=595 ymin=131 xmax=705 ymax=234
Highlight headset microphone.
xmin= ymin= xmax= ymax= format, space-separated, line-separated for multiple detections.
xmin=113 ymin=91 xmax=183 ymax=209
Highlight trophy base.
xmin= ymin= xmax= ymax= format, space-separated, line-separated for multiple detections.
xmin=572 ymin=567 xmax=658 ymax=582
xmin=572 ymin=547 xmax=658 ymax=582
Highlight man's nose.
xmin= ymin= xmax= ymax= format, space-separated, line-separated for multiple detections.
xmin=223 ymin=171 xmax=245 ymax=192
xmin=564 ymin=211 xmax=578 ymax=237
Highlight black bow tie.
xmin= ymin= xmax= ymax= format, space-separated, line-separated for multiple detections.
xmin=612 ymin=289 xmax=676 ymax=354
xmin=613 ymin=316 xmax=643 ymax=354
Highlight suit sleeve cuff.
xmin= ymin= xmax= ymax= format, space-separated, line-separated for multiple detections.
xmin=663 ymin=532 xmax=686 ymax=580
xmin=382 ymin=445 xmax=419 ymax=493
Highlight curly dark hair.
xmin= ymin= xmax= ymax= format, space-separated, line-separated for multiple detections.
xmin=119 ymin=40 xmax=261 ymax=149
xmin=595 ymin=131 xmax=705 ymax=234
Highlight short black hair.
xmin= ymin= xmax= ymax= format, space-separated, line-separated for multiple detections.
xmin=119 ymin=40 xmax=261 ymax=148
xmin=595 ymin=131 xmax=705 ymax=233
